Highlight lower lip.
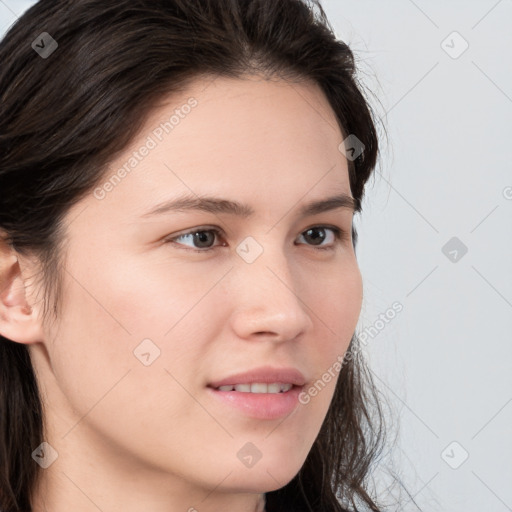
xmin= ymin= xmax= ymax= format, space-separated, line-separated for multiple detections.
xmin=206 ymin=385 xmax=303 ymax=420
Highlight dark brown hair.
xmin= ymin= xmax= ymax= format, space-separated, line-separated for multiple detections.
xmin=0 ymin=1 xmax=408 ymax=510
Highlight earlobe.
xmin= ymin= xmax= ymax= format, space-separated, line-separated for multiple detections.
xmin=0 ymin=243 xmax=45 ymax=345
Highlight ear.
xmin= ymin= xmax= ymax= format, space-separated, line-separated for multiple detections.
xmin=0 ymin=236 xmax=45 ymax=344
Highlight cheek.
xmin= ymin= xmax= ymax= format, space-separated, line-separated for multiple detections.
xmin=48 ymin=254 xmax=219 ymax=402
xmin=47 ymin=280 xmax=135 ymax=418
xmin=46 ymin=275 xmax=209 ymax=467
xmin=292 ymin=262 xmax=362 ymax=426
xmin=99 ymin=255 xmax=219 ymax=340
xmin=314 ymin=260 xmax=363 ymax=346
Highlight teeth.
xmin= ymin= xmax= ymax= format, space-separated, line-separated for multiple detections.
xmin=235 ymin=384 xmax=251 ymax=392
xmin=218 ymin=385 xmax=236 ymax=391
xmin=267 ymin=383 xmax=281 ymax=393
xmin=216 ymin=383 xmax=293 ymax=393
xmin=250 ymin=383 xmax=267 ymax=393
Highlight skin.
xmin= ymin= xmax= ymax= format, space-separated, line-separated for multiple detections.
xmin=0 ymin=74 xmax=363 ymax=512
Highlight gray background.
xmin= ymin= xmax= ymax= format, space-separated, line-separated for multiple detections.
xmin=1 ymin=1 xmax=511 ymax=510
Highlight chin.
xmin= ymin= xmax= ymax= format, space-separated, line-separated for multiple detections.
xmin=224 ymin=462 xmax=302 ymax=493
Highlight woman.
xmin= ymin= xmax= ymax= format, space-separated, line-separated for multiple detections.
xmin=0 ymin=1 xmax=397 ymax=510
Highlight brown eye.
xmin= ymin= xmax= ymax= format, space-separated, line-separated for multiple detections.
xmin=166 ymin=228 xmax=224 ymax=252
xmin=297 ymin=226 xmax=345 ymax=250
xmin=302 ymin=227 xmax=329 ymax=245
xmin=165 ymin=225 xmax=347 ymax=254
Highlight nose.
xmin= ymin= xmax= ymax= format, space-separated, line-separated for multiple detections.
xmin=228 ymin=245 xmax=314 ymax=343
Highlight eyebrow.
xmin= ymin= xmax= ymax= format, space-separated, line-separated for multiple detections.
xmin=141 ymin=192 xmax=359 ymax=219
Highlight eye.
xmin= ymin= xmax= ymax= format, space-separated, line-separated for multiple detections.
xmin=164 ymin=225 xmax=349 ymax=253
xmin=296 ymin=225 xmax=348 ymax=251
xmin=165 ymin=228 xmax=224 ymax=253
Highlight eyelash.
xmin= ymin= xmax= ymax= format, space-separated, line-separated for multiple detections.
xmin=164 ymin=225 xmax=349 ymax=254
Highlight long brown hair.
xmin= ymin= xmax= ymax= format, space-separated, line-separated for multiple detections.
xmin=0 ymin=1 xmax=407 ymax=510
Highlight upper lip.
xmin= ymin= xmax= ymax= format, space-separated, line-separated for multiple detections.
xmin=208 ymin=366 xmax=307 ymax=388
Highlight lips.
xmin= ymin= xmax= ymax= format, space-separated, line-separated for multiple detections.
xmin=207 ymin=366 xmax=307 ymax=389
xmin=206 ymin=367 xmax=306 ymax=420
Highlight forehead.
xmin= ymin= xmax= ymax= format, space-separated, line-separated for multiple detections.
xmin=71 ymin=75 xmax=352 ymax=226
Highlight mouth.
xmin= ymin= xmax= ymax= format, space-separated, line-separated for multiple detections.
xmin=206 ymin=382 xmax=304 ymax=420
xmin=207 ymin=366 xmax=307 ymax=390
xmin=206 ymin=366 xmax=306 ymax=419
xmin=208 ymin=382 xmax=299 ymax=394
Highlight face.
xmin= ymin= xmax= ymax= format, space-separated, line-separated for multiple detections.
xmin=28 ymin=75 xmax=363 ymax=509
